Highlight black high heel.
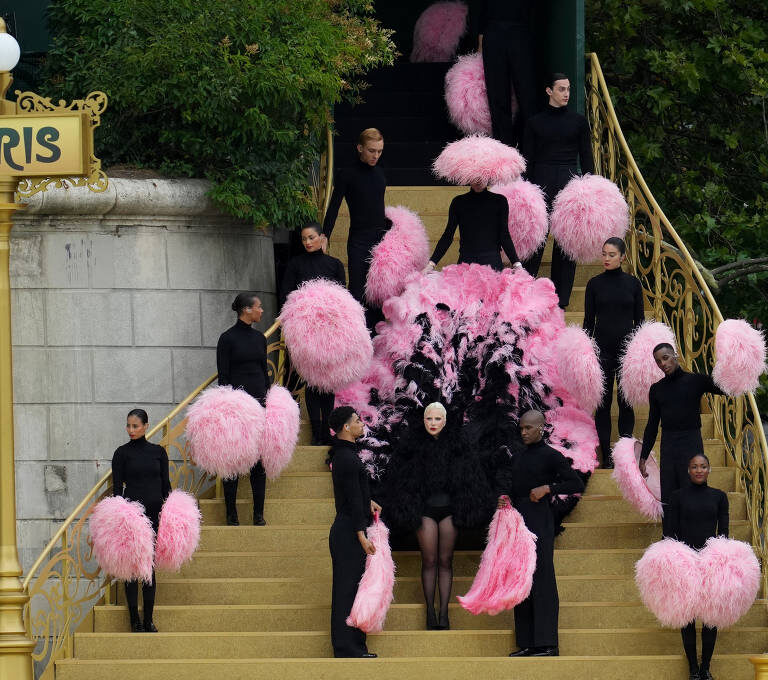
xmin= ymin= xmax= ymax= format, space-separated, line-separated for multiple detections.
xmin=425 ymin=606 xmax=439 ymax=630
xmin=143 ymin=620 xmax=158 ymax=633
xmin=129 ymin=606 xmax=143 ymax=633
xmin=437 ymin=611 xmax=450 ymax=630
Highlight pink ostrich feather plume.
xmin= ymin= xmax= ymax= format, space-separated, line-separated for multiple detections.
xmin=698 ymin=537 xmax=760 ymax=629
xmin=433 ymin=135 xmax=526 ymax=186
xmin=555 ymin=325 xmax=604 ymax=413
xmin=411 ymin=1 xmax=468 ymax=63
xmin=611 ymin=437 xmax=662 ymax=521
xmin=457 ymin=500 xmax=537 ymax=615
xmin=282 ymin=280 xmax=373 ymax=393
xmin=712 ymin=319 xmax=767 ymax=396
xmin=547 ymin=405 xmax=599 ymax=474
xmin=347 ymin=515 xmax=396 ymax=633
xmin=635 ymin=538 xmax=700 ymax=628
xmin=89 ymin=496 xmax=155 ymax=583
xmin=366 ymin=206 xmax=430 ymax=306
xmin=491 ymin=181 xmax=548 ymax=261
xmin=549 ymin=174 xmax=629 ymax=264
xmin=619 ymin=321 xmax=676 ymax=407
xmin=155 ymin=490 xmax=201 ymax=573
xmin=185 ymin=385 xmax=264 ymax=480
xmin=259 ymin=385 xmax=300 ymax=480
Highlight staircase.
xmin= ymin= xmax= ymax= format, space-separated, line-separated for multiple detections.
xmin=56 ymin=186 xmax=766 ymax=680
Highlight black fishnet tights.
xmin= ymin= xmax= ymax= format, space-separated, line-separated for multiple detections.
xmin=416 ymin=515 xmax=457 ymax=618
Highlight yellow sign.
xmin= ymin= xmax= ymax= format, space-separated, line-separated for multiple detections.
xmin=0 ymin=113 xmax=87 ymax=177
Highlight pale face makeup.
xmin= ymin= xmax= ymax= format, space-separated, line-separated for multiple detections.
xmin=424 ymin=408 xmax=447 ymax=437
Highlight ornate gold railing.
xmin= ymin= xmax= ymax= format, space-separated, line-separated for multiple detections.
xmin=586 ymin=53 xmax=768 ymax=592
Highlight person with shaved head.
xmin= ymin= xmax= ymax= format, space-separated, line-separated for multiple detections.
xmin=496 ymin=410 xmax=584 ymax=658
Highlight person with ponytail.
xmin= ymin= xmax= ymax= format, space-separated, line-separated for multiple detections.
xmin=216 ymin=292 xmax=271 ymax=526
xmin=582 ymin=237 xmax=644 ymax=467
xmin=112 ymin=408 xmax=171 ymax=632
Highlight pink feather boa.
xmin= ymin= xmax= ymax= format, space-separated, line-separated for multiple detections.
xmin=619 ymin=321 xmax=676 ymax=407
xmin=90 ymin=496 xmax=155 ymax=583
xmin=346 ymin=515 xmax=395 ymax=633
xmin=611 ymin=437 xmax=662 ymax=521
xmin=457 ymin=499 xmax=537 ymax=615
xmin=490 ymin=180 xmax=548 ymax=261
xmin=411 ymin=1 xmax=468 ymax=63
xmin=555 ymin=326 xmax=604 ymax=413
xmin=712 ymin=318 xmax=767 ymax=396
xmin=549 ymin=174 xmax=629 ymax=263
xmin=433 ymin=134 xmax=526 ymax=186
xmin=365 ymin=206 xmax=430 ymax=306
xmin=259 ymin=385 xmax=300 ymax=479
xmin=155 ymin=490 xmax=201 ymax=573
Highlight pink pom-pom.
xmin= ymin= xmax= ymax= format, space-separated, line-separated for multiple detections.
xmin=458 ymin=501 xmax=537 ymax=615
xmin=619 ymin=321 xmax=676 ymax=407
xmin=635 ymin=538 xmax=700 ymax=628
xmin=698 ymin=537 xmax=760 ymax=628
xmin=547 ymin=405 xmax=599 ymax=474
xmin=549 ymin=174 xmax=629 ymax=263
xmin=411 ymin=1 xmax=468 ymax=63
xmin=155 ymin=490 xmax=201 ymax=573
xmin=259 ymin=385 xmax=300 ymax=479
xmin=346 ymin=516 xmax=395 ymax=633
xmin=433 ymin=134 xmax=526 ymax=186
xmin=365 ymin=206 xmax=430 ymax=306
xmin=89 ymin=496 xmax=155 ymax=583
xmin=185 ymin=385 xmax=264 ymax=480
xmin=712 ymin=319 xmax=767 ymax=396
xmin=611 ymin=437 xmax=662 ymax=520
xmin=282 ymin=280 xmax=373 ymax=393
xmin=490 ymin=181 xmax=548 ymax=261
xmin=555 ymin=325 xmax=604 ymax=413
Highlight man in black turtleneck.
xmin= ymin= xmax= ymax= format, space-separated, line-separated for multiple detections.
xmin=638 ymin=343 xmax=724 ymax=534
xmin=496 ymin=410 xmax=584 ymax=658
xmin=522 ymin=73 xmax=594 ymax=309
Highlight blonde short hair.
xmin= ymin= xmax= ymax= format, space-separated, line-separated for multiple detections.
xmin=358 ymin=128 xmax=383 ymax=146
xmin=424 ymin=402 xmax=447 ymax=418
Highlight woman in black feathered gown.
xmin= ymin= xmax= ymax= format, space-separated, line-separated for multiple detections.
xmin=383 ymin=402 xmax=494 ymax=630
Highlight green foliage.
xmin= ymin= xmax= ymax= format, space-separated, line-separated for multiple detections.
xmin=44 ymin=0 xmax=395 ymax=227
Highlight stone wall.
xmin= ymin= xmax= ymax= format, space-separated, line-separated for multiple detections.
xmin=10 ymin=179 xmax=276 ymax=570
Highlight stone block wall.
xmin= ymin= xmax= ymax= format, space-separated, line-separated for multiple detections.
xmin=10 ymin=179 xmax=276 ymax=570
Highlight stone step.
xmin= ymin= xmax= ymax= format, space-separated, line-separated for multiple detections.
xmin=586 ymin=466 xmax=738 ymax=495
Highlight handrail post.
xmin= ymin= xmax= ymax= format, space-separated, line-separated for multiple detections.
xmin=751 ymin=656 xmax=768 ymax=678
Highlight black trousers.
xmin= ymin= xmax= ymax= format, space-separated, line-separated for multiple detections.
xmin=659 ymin=429 xmax=703 ymax=535
xmin=347 ymin=236 xmax=385 ymax=331
xmin=125 ymin=503 xmax=160 ymax=623
xmin=329 ymin=514 xmax=368 ymax=657
xmin=306 ymin=386 xmax=335 ymax=444
xmin=482 ymin=22 xmax=537 ymax=148
xmin=222 ymin=462 xmax=266 ymax=519
xmin=513 ymin=498 xmax=559 ymax=649
xmin=459 ymin=250 xmax=504 ymax=271
xmin=595 ymin=350 xmax=635 ymax=465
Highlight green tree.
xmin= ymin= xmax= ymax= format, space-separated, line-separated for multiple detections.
xmin=44 ymin=0 xmax=395 ymax=227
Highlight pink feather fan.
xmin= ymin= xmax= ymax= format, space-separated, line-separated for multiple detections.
xmin=555 ymin=325 xmax=604 ymax=413
xmin=635 ymin=538 xmax=700 ymax=628
xmin=490 ymin=181 xmax=548 ymax=261
xmin=619 ymin=321 xmax=676 ymax=407
xmin=346 ymin=513 xmax=396 ymax=633
xmin=547 ymin=405 xmax=600 ymax=474
xmin=712 ymin=318 xmax=767 ymax=396
xmin=185 ymin=385 xmax=264 ymax=480
xmin=411 ymin=1 xmax=468 ymax=63
xmin=365 ymin=206 xmax=430 ymax=306
xmin=155 ymin=490 xmax=201 ymax=573
xmin=611 ymin=437 xmax=662 ymax=521
xmin=282 ymin=280 xmax=373 ymax=393
xmin=89 ymin=496 xmax=155 ymax=583
xmin=698 ymin=537 xmax=760 ymax=629
xmin=433 ymin=134 xmax=526 ymax=187
xmin=259 ymin=385 xmax=300 ymax=479
xmin=457 ymin=498 xmax=537 ymax=615
xmin=549 ymin=174 xmax=629 ymax=263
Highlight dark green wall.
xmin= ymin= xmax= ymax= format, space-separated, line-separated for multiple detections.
xmin=2 ymin=2 xmax=50 ymax=53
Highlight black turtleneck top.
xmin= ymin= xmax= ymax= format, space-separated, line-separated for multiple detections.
xmin=523 ymin=104 xmax=594 ymax=180
xmin=216 ymin=319 xmax=271 ymax=402
xmin=329 ymin=438 xmax=372 ymax=532
xmin=430 ymin=188 xmax=519 ymax=265
xmin=279 ymin=249 xmax=346 ymax=309
xmin=322 ymin=159 xmax=387 ymax=242
xmin=640 ymin=368 xmax=724 ymax=459
xmin=665 ymin=482 xmax=729 ymax=549
xmin=583 ymin=267 xmax=644 ymax=355
xmin=112 ymin=436 xmax=171 ymax=522
xmin=477 ymin=0 xmax=535 ymax=30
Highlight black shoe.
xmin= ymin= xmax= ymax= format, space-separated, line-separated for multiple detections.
xmin=699 ymin=670 xmax=713 ymax=680
xmin=143 ymin=621 xmax=158 ymax=633
xmin=602 ymin=458 xmax=614 ymax=469
xmin=437 ymin=611 xmax=450 ymax=630
xmin=359 ymin=653 xmax=377 ymax=658
xmin=226 ymin=510 xmax=239 ymax=526
xmin=130 ymin=618 xmax=143 ymax=633
xmin=530 ymin=647 xmax=558 ymax=656
xmin=426 ymin=606 xmax=438 ymax=630
xmin=508 ymin=648 xmax=532 ymax=657
xmin=253 ymin=514 xmax=266 ymax=526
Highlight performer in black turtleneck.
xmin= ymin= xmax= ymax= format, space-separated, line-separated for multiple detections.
xmin=112 ymin=408 xmax=171 ymax=633
xmin=496 ymin=410 xmax=584 ymax=657
xmin=322 ymin=128 xmax=388 ymax=330
xmin=638 ymin=344 xmax=724 ymax=535
xmin=327 ymin=406 xmax=381 ymax=658
xmin=583 ymin=237 xmax=644 ymax=467
xmin=427 ymin=181 xmax=520 ymax=272
xmin=216 ymin=292 xmax=271 ymax=526
xmin=666 ymin=453 xmax=729 ymax=680
xmin=523 ymin=73 xmax=594 ymax=309
xmin=280 ymin=222 xmax=346 ymax=445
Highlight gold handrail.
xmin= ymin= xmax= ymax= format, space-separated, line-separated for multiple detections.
xmin=586 ymin=53 xmax=768 ymax=592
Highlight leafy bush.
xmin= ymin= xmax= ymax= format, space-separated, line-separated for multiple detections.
xmin=45 ymin=0 xmax=395 ymax=226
